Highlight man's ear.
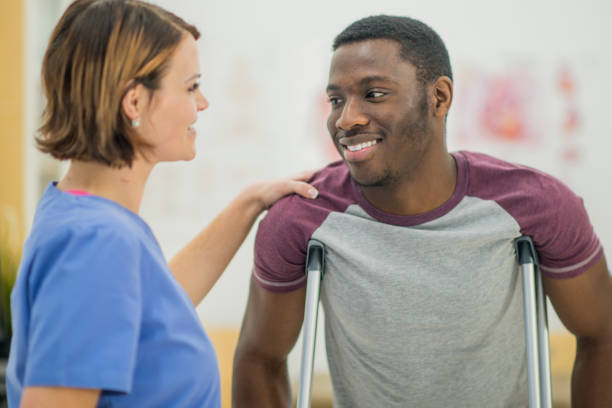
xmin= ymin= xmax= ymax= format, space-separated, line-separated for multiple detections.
xmin=121 ymin=81 xmax=147 ymax=122
xmin=432 ymin=76 xmax=453 ymax=118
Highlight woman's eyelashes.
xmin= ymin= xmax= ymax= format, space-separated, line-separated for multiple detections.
xmin=188 ymin=81 xmax=200 ymax=93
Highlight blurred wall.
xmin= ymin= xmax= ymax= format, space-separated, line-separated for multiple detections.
xmin=20 ymin=0 xmax=612 ymax=392
xmin=135 ymin=1 xmax=612 ymax=379
xmin=139 ymin=0 xmax=612 ymax=324
xmin=0 ymin=0 xmax=24 ymax=239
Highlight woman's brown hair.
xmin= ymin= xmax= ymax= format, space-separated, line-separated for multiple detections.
xmin=37 ymin=0 xmax=200 ymax=167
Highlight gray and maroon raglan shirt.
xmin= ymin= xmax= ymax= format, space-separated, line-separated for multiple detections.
xmin=253 ymin=150 xmax=603 ymax=407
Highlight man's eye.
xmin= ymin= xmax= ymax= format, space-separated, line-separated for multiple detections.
xmin=188 ymin=82 xmax=200 ymax=92
xmin=328 ymin=97 xmax=342 ymax=106
xmin=367 ymin=91 xmax=385 ymax=98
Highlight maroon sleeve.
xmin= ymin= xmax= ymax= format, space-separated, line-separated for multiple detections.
xmin=252 ymin=162 xmax=354 ymax=292
xmin=252 ymin=195 xmax=318 ymax=292
xmin=462 ymin=151 xmax=603 ymax=279
xmin=524 ymin=185 xmax=602 ymax=278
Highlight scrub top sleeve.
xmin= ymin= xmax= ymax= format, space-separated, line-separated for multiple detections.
xmin=24 ymin=226 xmax=143 ymax=392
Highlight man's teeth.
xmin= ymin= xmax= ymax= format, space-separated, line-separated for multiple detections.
xmin=346 ymin=140 xmax=377 ymax=152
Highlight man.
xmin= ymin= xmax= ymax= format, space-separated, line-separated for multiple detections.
xmin=233 ymin=15 xmax=612 ymax=407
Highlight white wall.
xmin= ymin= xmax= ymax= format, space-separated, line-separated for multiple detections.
xmin=139 ymin=0 xmax=612 ymax=376
xmin=24 ymin=0 xmax=74 ymax=231
xmin=142 ymin=1 xmax=612 ymax=297
xmin=27 ymin=0 xmax=612 ymax=376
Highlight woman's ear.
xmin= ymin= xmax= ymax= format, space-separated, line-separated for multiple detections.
xmin=121 ymin=81 xmax=147 ymax=124
xmin=432 ymin=76 xmax=453 ymax=118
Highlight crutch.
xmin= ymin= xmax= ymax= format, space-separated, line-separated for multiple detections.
xmin=515 ymin=235 xmax=552 ymax=408
xmin=297 ymin=239 xmax=326 ymax=408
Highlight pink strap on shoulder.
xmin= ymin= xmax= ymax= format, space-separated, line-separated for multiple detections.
xmin=65 ymin=189 xmax=92 ymax=196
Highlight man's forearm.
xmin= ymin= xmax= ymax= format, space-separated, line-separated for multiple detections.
xmin=572 ymin=337 xmax=612 ymax=407
xmin=232 ymin=355 xmax=292 ymax=408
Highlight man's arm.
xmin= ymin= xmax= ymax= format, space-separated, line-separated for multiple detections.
xmin=232 ymin=280 xmax=306 ymax=407
xmin=544 ymin=256 xmax=612 ymax=407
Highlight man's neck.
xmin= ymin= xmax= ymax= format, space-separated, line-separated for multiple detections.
xmin=360 ymin=151 xmax=457 ymax=216
xmin=57 ymin=158 xmax=154 ymax=214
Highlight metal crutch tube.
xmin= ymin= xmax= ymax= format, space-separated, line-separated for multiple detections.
xmin=515 ymin=235 xmax=552 ymax=408
xmin=535 ymin=249 xmax=553 ymax=407
xmin=297 ymin=239 xmax=326 ymax=408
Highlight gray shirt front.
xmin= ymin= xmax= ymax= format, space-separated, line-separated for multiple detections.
xmin=253 ymin=151 xmax=602 ymax=407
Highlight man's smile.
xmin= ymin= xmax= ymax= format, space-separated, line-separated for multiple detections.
xmin=338 ymin=134 xmax=382 ymax=162
xmin=345 ymin=140 xmax=378 ymax=152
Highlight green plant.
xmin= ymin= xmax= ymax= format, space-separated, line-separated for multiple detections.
xmin=0 ymin=208 xmax=20 ymax=357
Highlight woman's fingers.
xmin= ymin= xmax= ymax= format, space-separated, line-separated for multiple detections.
xmin=287 ymin=180 xmax=318 ymax=199
xmin=246 ymin=170 xmax=319 ymax=212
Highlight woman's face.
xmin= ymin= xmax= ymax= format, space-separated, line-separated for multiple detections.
xmin=139 ymin=35 xmax=208 ymax=163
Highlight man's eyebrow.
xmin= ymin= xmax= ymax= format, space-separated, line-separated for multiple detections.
xmin=359 ymin=75 xmax=399 ymax=86
xmin=326 ymin=75 xmax=399 ymax=92
xmin=184 ymin=74 xmax=201 ymax=83
xmin=326 ymin=84 xmax=341 ymax=93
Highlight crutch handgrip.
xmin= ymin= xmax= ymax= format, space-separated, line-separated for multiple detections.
xmin=516 ymin=235 xmax=539 ymax=265
xmin=306 ymin=240 xmax=325 ymax=278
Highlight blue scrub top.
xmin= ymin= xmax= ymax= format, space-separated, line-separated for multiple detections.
xmin=7 ymin=183 xmax=221 ymax=407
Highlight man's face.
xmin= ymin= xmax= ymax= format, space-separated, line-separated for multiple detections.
xmin=326 ymin=39 xmax=432 ymax=187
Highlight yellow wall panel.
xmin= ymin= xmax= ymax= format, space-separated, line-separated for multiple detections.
xmin=0 ymin=0 xmax=24 ymax=239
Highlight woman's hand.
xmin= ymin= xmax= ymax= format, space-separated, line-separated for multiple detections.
xmin=243 ymin=170 xmax=319 ymax=213
xmin=170 ymin=170 xmax=319 ymax=305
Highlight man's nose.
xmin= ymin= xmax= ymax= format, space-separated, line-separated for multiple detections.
xmin=335 ymin=99 xmax=368 ymax=130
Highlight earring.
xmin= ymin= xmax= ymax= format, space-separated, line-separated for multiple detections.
xmin=131 ymin=118 xmax=141 ymax=128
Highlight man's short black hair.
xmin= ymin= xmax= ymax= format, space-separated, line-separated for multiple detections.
xmin=333 ymin=15 xmax=453 ymax=84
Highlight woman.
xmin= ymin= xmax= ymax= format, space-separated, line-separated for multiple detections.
xmin=6 ymin=1 xmax=317 ymax=407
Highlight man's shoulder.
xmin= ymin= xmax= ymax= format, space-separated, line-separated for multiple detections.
xmin=458 ymin=150 xmax=574 ymax=200
xmin=258 ymin=161 xmax=355 ymax=254
xmin=459 ymin=150 xmax=550 ymax=177
xmin=267 ymin=160 xmax=355 ymax=219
